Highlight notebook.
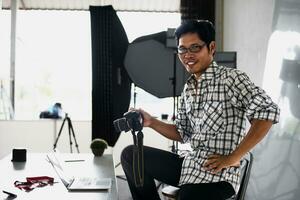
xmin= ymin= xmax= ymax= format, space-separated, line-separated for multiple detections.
xmin=46 ymin=150 xmax=112 ymax=191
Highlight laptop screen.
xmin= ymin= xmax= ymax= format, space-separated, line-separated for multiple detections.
xmin=47 ymin=151 xmax=72 ymax=187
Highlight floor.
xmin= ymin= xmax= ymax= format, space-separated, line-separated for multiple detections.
xmin=117 ymin=176 xmax=165 ymax=200
xmin=117 ymin=176 xmax=132 ymax=200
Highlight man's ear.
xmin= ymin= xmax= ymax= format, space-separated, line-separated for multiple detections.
xmin=209 ymin=41 xmax=216 ymax=55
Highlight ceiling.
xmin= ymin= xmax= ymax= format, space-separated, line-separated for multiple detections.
xmin=1 ymin=0 xmax=180 ymax=12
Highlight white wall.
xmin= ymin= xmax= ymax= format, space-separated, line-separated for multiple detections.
xmin=223 ymin=0 xmax=275 ymax=86
xmin=222 ymin=2 xmax=300 ymax=200
xmin=0 ymin=120 xmax=92 ymax=158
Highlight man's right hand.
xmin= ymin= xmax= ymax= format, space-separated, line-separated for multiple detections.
xmin=129 ymin=108 xmax=182 ymax=142
xmin=129 ymin=108 xmax=153 ymax=127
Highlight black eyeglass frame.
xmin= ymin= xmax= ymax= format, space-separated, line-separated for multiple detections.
xmin=177 ymin=43 xmax=206 ymax=55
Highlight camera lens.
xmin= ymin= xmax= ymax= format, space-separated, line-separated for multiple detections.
xmin=113 ymin=118 xmax=130 ymax=132
xmin=113 ymin=111 xmax=144 ymax=133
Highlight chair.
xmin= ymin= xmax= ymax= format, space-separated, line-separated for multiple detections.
xmin=161 ymin=152 xmax=253 ymax=200
xmin=161 ymin=185 xmax=180 ymax=200
xmin=232 ymin=152 xmax=253 ymax=200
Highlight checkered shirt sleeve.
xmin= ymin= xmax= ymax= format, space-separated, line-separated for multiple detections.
xmin=225 ymin=70 xmax=280 ymax=123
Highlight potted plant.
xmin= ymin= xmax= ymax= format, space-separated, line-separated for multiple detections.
xmin=90 ymin=138 xmax=108 ymax=157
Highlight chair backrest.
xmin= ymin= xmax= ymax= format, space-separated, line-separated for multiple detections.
xmin=235 ymin=152 xmax=253 ymax=200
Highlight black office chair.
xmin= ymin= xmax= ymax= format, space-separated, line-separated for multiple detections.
xmin=232 ymin=152 xmax=253 ymax=200
xmin=161 ymin=152 xmax=253 ymax=200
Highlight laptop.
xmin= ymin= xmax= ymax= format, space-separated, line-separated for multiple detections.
xmin=46 ymin=150 xmax=112 ymax=191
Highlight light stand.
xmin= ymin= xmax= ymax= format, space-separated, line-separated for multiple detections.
xmin=133 ymin=84 xmax=137 ymax=108
xmin=53 ymin=113 xmax=80 ymax=153
xmin=169 ymin=52 xmax=179 ymax=153
xmin=167 ymin=28 xmax=179 ymax=153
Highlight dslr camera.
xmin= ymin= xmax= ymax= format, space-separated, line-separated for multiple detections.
xmin=113 ymin=111 xmax=144 ymax=132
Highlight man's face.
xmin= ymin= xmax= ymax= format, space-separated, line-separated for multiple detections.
xmin=177 ymin=32 xmax=215 ymax=79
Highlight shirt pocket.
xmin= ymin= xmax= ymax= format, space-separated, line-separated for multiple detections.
xmin=185 ymin=95 xmax=194 ymax=116
xmin=185 ymin=99 xmax=197 ymax=128
xmin=202 ymin=101 xmax=224 ymax=133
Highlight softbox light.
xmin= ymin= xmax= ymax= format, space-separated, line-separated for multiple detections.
xmin=124 ymin=31 xmax=237 ymax=99
xmin=90 ymin=6 xmax=131 ymax=147
xmin=124 ymin=31 xmax=189 ymax=98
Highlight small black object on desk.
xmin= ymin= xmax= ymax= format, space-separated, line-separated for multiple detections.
xmin=11 ymin=148 xmax=27 ymax=162
xmin=2 ymin=190 xmax=17 ymax=199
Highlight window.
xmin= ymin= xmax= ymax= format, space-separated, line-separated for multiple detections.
xmin=0 ymin=10 xmax=180 ymax=120
xmin=0 ymin=10 xmax=13 ymax=119
xmin=263 ymin=30 xmax=300 ymax=125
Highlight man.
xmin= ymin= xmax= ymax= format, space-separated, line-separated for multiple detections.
xmin=121 ymin=20 xmax=280 ymax=200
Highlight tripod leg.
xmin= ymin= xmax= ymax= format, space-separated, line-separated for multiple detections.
xmin=67 ymin=118 xmax=73 ymax=153
xmin=68 ymin=117 xmax=80 ymax=153
xmin=53 ymin=117 xmax=67 ymax=150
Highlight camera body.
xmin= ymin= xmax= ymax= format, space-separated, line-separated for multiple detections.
xmin=113 ymin=111 xmax=143 ymax=132
xmin=39 ymin=103 xmax=63 ymax=119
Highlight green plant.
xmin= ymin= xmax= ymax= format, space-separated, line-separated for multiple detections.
xmin=90 ymin=138 xmax=108 ymax=156
xmin=90 ymin=138 xmax=108 ymax=149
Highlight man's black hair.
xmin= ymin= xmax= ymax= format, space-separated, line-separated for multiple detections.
xmin=174 ymin=20 xmax=215 ymax=48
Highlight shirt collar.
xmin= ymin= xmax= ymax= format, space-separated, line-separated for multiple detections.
xmin=187 ymin=61 xmax=218 ymax=84
xmin=200 ymin=61 xmax=218 ymax=80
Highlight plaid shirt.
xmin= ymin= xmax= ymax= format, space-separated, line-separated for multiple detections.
xmin=175 ymin=61 xmax=280 ymax=192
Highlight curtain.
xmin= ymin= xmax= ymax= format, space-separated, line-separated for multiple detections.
xmin=180 ymin=0 xmax=215 ymax=23
xmin=90 ymin=5 xmax=131 ymax=146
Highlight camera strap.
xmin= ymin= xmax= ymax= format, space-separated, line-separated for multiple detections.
xmin=14 ymin=176 xmax=54 ymax=192
xmin=131 ymin=130 xmax=144 ymax=187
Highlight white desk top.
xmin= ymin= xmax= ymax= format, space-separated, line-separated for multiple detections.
xmin=0 ymin=153 xmax=118 ymax=200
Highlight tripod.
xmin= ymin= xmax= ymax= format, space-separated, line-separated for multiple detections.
xmin=170 ymin=52 xmax=179 ymax=153
xmin=53 ymin=113 xmax=80 ymax=153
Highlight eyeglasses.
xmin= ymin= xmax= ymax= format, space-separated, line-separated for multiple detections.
xmin=177 ymin=43 xmax=206 ymax=55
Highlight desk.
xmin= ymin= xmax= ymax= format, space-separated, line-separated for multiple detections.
xmin=0 ymin=153 xmax=118 ymax=200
